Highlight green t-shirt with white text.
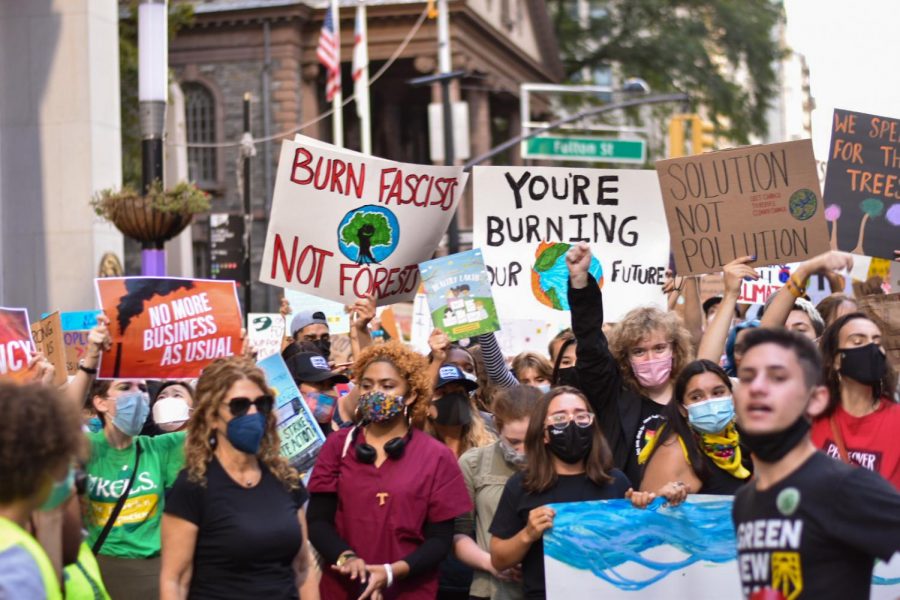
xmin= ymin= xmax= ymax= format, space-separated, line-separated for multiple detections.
xmin=84 ymin=430 xmax=186 ymax=559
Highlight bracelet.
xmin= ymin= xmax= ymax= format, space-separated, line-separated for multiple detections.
xmin=383 ymin=563 xmax=394 ymax=588
xmin=335 ymin=551 xmax=357 ymax=567
xmin=78 ymin=360 xmax=98 ymax=375
xmin=786 ymin=274 xmax=806 ymax=298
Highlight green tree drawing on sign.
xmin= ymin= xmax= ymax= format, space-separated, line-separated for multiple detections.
xmin=340 ymin=212 xmax=393 ymax=264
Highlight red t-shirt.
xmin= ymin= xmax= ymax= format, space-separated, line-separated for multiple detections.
xmin=811 ymin=398 xmax=900 ymax=490
xmin=307 ymin=426 xmax=472 ymax=599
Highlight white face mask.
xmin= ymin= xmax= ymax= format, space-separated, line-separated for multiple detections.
xmin=152 ymin=396 xmax=191 ymax=431
xmin=536 ymin=383 xmax=551 ymax=394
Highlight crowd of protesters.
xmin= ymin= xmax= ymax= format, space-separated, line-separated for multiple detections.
xmin=1 ymin=245 xmax=899 ymax=600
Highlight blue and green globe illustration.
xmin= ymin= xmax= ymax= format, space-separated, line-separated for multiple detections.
xmin=337 ymin=205 xmax=400 ymax=264
xmin=788 ymin=188 xmax=817 ymax=221
xmin=531 ymin=242 xmax=603 ymax=310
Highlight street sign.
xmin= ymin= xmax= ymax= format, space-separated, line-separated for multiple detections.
xmin=523 ymin=135 xmax=646 ymax=164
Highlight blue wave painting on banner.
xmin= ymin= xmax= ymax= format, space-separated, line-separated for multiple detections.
xmin=543 ymin=496 xmax=900 ymax=600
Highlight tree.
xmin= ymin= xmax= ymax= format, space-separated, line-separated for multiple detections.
xmin=340 ymin=212 xmax=394 ymax=264
xmin=548 ymin=0 xmax=786 ymax=144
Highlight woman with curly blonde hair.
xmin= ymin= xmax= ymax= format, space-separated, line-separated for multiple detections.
xmin=160 ymin=357 xmax=309 ymax=599
xmin=307 ymin=341 xmax=472 ymax=599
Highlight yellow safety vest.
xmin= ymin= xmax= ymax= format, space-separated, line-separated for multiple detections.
xmin=63 ymin=542 xmax=111 ymax=600
xmin=0 ymin=516 xmax=62 ymax=600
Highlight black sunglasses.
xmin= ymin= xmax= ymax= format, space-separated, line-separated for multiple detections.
xmin=227 ymin=395 xmax=275 ymax=417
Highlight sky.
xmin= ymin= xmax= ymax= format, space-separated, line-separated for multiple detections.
xmin=784 ymin=0 xmax=900 ymax=161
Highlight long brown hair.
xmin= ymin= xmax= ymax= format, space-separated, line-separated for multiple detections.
xmin=522 ymin=387 xmax=614 ymax=493
xmin=609 ymin=307 xmax=693 ymax=395
xmin=185 ymin=357 xmax=299 ymax=489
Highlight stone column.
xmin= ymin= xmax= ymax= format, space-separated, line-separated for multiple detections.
xmin=0 ymin=0 xmax=123 ymax=312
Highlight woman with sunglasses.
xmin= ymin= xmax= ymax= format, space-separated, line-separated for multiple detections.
xmin=307 ymin=342 xmax=471 ymax=599
xmin=489 ymin=387 xmax=631 ymax=600
xmin=160 ymin=357 xmax=310 ymax=599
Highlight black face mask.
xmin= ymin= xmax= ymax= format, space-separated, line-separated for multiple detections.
xmin=739 ymin=416 xmax=810 ymax=463
xmin=546 ymin=421 xmax=593 ymax=464
xmin=312 ymin=338 xmax=331 ymax=360
xmin=432 ymin=393 xmax=473 ymax=427
xmin=838 ymin=343 xmax=887 ymax=387
xmin=554 ymin=367 xmax=578 ymax=388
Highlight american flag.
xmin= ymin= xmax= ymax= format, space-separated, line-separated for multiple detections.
xmin=318 ymin=6 xmax=341 ymax=102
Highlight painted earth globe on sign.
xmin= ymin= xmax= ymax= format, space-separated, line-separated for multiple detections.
xmin=788 ymin=188 xmax=818 ymax=221
xmin=530 ymin=241 xmax=603 ymax=310
xmin=337 ymin=205 xmax=400 ymax=264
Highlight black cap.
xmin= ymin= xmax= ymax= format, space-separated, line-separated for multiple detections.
xmin=286 ymin=352 xmax=349 ymax=384
xmin=435 ymin=364 xmax=478 ymax=392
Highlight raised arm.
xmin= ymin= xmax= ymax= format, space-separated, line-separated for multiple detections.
xmin=348 ymin=294 xmax=376 ymax=357
xmin=697 ymin=257 xmax=757 ymax=363
xmin=760 ymin=251 xmax=853 ymax=330
xmin=62 ymin=316 xmax=110 ymax=413
xmin=473 ymin=332 xmax=519 ymax=389
xmin=680 ymin=277 xmax=703 ymax=349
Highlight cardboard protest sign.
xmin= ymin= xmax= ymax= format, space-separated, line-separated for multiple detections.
xmin=284 ymin=288 xmax=350 ymax=335
xmin=544 ymin=497 xmax=900 ymax=600
xmin=63 ymin=330 xmax=90 ymax=376
xmin=30 ymin=312 xmax=67 ymax=386
xmin=247 ymin=313 xmax=286 ymax=360
xmin=0 ymin=308 xmax=36 ymax=382
xmin=823 ymin=109 xmax=900 ymax=259
xmin=257 ymin=353 xmax=325 ymax=473
xmin=419 ymin=249 xmax=500 ymax=341
xmin=472 ymin=166 xmax=669 ymax=327
xmin=95 ymin=277 xmax=242 ymax=379
xmin=857 ymin=293 xmax=900 ymax=372
xmin=656 ymin=140 xmax=829 ymax=276
xmin=260 ymin=135 xmax=469 ymax=306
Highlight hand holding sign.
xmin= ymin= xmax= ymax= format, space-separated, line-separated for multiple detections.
xmin=722 ymin=257 xmax=759 ymax=296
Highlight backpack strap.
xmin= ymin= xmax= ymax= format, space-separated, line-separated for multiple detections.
xmin=92 ymin=440 xmax=142 ymax=555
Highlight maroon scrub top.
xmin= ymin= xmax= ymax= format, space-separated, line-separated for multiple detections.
xmin=308 ymin=426 xmax=472 ymax=599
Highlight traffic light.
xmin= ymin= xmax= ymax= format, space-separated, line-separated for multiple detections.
xmin=668 ymin=115 xmax=688 ymax=158
xmin=691 ymin=116 xmax=716 ymax=154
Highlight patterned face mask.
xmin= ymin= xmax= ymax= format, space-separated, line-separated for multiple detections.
xmin=357 ymin=391 xmax=406 ymax=424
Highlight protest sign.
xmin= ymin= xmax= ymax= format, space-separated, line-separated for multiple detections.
xmin=58 ymin=311 xmax=101 ymax=332
xmin=823 ymin=109 xmax=900 ymax=259
xmin=473 ymin=166 xmax=669 ymax=327
xmin=419 ymin=249 xmax=500 ymax=341
xmin=95 ymin=277 xmax=242 ymax=379
xmin=0 ymin=308 xmax=36 ymax=382
xmin=247 ymin=313 xmax=286 ymax=360
xmin=656 ymin=140 xmax=829 ymax=276
xmin=63 ymin=330 xmax=90 ymax=376
xmin=284 ymin=288 xmax=350 ymax=334
xmin=738 ymin=264 xmax=793 ymax=304
xmin=857 ymin=293 xmax=900 ymax=371
xmin=257 ymin=353 xmax=325 ymax=473
xmin=544 ymin=497 xmax=900 ymax=600
xmin=409 ymin=290 xmax=434 ymax=355
xmin=260 ymin=135 xmax=469 ymax=306
xmin=30 ymin=312 xmax=67 ymax=386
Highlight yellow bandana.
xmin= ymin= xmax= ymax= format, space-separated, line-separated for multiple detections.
xmin=638 ymin=422 xmax=751 ymax=480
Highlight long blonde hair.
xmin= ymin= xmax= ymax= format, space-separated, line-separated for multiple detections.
xmin=609 ymin=307 xmax=693 ymax=395
xmin=185 ymin=356 xmax=299 ymax=489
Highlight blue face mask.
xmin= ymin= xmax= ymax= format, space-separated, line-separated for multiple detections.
xmin=687 ymin=396 xmax=735 ymax=434
xmin=112 ymin=391 xmax=150 ymax=437
xmin=226 ymin=413 xmax=267 ymax=455
xmin=536 ymin=383 xmax=551 ymax=394
xmin=40 ymin=467 xmax=74 ymax=511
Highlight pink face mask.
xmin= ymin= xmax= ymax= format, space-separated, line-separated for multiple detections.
xmin=630 ymin=356 xmax=673 ymax=389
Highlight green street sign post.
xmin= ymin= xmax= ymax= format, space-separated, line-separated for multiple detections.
xmin=523 ymin=135 xmax=646 ymax=164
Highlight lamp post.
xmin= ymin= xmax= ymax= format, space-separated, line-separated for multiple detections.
xmin=138 ymin=0 xmax=168 ymax=275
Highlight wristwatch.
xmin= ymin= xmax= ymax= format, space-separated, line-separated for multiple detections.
xmin=336 ymin=551 xmax=357 ymax=567
xmin=78 ymin=360 xmax=98 ymax=375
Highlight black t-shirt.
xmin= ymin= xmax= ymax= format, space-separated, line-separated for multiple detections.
xmin=489 ymin=469 xmax=631 ymax=600
xmin=165 ymin=458 xmax=309 ymax=599
xmin=733 ymin=451 xmax=900 ymax=599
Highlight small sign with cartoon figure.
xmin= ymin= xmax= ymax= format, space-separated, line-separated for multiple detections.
xmin=419 ymin=249 xmax=501 ymax=341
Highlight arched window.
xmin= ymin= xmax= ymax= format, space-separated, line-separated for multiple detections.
xmin=183 ymin=82 xmax=218 ymax=187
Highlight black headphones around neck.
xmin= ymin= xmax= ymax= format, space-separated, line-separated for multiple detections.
xmin=341 ymin=424 xmax=414 ymax=464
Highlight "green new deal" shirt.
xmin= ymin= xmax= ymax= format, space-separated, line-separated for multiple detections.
xmin=84 ymin=430 xmax=186 ymax=559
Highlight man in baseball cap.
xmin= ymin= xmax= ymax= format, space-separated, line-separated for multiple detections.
xmin=286 ymin=352 xmax=351 ymax=433
xmin=290 ymin=310 xmax=331 ymax=359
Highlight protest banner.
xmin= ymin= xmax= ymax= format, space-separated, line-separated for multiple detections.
xmin=823 ymin=109 xmax=900 ymax=259
xmin=284 ymin=288 xmax=350 ymax=334
xmin=247 ymin=313 xmax=286 ymax=360
xmin=857 ymin=293 xmax=900 ymax=371
xmin=95 ymin=277 xmax=242 ymax=379
xmin=473 ymin=166 xmax=669 ymax=327
xmin=62 ymin=330 xmax=90 ymax=376
xmin=419 ymin=249 xmax=500 ymax=341
xmin=544 ymin=497 xmax=900 ymax=600
xmin=30 ymin=312 xmax=67 ymax=387
xmin=0 ymin=307 xmax=36 ymax=382
xmin=656 ymin=140 xmax=829 ymax=276
xmin=260 ymin=135 xmax=469 ymax=306
xmin=58 ymin=311 xmax=101 ymax=332
xmin=257 ymin=353 xmax=325 ymax=473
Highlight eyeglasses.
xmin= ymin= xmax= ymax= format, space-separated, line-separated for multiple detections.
xmin=546 ymin=412 xmax=594 ymax=430
xmin=227 ymin=395 xmax=275 ymax=417
xmin=629 ymin=342 xmax=672 ymax=359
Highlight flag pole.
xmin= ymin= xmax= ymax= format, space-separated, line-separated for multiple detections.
xmin=331 ymin=0 xmax=344 ymax=148
xmin=356 ymin=0 xmax=372 ymax=155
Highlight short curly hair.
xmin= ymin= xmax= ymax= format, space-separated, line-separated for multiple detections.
xmin=609 ymin=307 xmax=694 ymax=395
xmin=352 ymin=341 xmax=432 ymax=426
xmin=0 ymin=382 xmax=84 ymax=503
